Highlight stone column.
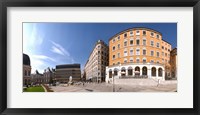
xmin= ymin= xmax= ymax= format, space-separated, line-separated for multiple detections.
xmin=162 ymin=69 xmax=165 ymax=81
xmin=148 ymin=68 xmax=151 ymax=78
xmin=156 ymin=68 xmax=159 ymax=80
xmin=140 ymin=67 xmax=142 ymax=76
xmin=126 ymin=69 xmax=128 ymax=76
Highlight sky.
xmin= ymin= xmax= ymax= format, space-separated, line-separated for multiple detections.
xmin=23 ymin=23 xmax=177 ymax=73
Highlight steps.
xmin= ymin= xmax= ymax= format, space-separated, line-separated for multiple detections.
xmin=114 ymin=78 xmax=159 ymax=86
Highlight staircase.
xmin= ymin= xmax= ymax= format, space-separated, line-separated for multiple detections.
xmin=114 ymin=78 xmax=159 ymax=86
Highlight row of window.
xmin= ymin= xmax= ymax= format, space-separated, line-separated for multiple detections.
xmin=24 ymin=70 xmax=31 ymax=76
xmin=112 ymin=49 xmax=166 ymax=59
xmin=112 ymin=30 xmax=160 ymax=43
xmin=112 ymin=58 xmax=160 ymax=65
xmin=112 ymin=40 xmax=161 ymax=51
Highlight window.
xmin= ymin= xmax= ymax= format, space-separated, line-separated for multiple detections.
xmin=168 ymin=49 xmax=170 ymax=52
xmin=151 ymin=60 xmax=154 ymax=63
xmin=156 ymin=34 xmax=159 ymax=38
xmin=130 ymin=40 xmax=133 ymax=46
xmin=118 ymin=36 xmax=120 ymax=40
xmin=117 ymin=53 xmax=120 ymax=58
xmin=130 ymin=49 xmax=133 ymax=56
xmin=143 ymin=58 xmax=146 ymax=63
xmin=165 ymin=48 xmax=167 ymax=50
xmin=162 ymin=46 xmax=164 ymax=49
xmin=151 ymin=51 xmax=154 ymax=56
xmin=113 ymin=38 xmax=115 ymax=42
xmin=151 ymin=41 xmax=154 ymax=46
xmin=113 ymin=63 xmax=115 ymax=65
xmin=136 ymin=39 xmax=140 ymax=45
xmin=124 ymin=58 xmax=127 ymax=63
xmin=143 ymin=31 xmax=146 ymax=35
xmin=165 ymin=53 xmax=167 ymax=56
xmin=143 ymin=49 xmax=146 ymax=55
xmin=136 ymin=49 xmax=140 ymax=55
xmin=157 ymin=52 xmax=160 ymax=57
xmin=157 ymin=43 xmax=160 ymax=48
xmin=118 ymin=44 xmax=120 ymax=49
xmin=130 ymin=31 xmax=133 ymax=36
xmin=130 ymin=58 xmax=133 ymax=62
xmin=157 ymin=61 xmax=160 ymax=63
xmin=124 ymin=50 xmax=128 ymax=56
xmin=143 ymin=39 xmax=146 ymax=46
xmin=151 ymin=32 xmax=154 ymax=37
xmin=136 ymin=58 xmax=140 ymax=63
xmin=124 ymin=41 xmax=127 ymax=47
xmin=168 ymin=54 xmax=170 ymax=57
xmin=112 ymin=46 xmax=115 ymax=51
xmin=162 ymin=52 xmax=164 ymax=56
xmin=136 ymin=30 xmax=140 ymax=35
xmin=112 ymin=55 xmax=115 ymax=59
xmin=117 ymin=62 xmax=120 ymax=64
xmin=124 ymin=33 xmax=127 ymax=38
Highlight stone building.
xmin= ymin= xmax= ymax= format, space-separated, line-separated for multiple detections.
xmin=170 ymin=48 xmax=177 ymax=79
xmin=31 ymin=70 xmax=43 ymax=85
xmin=106 ymin=27 xmax=172 ymax=82
xmin=84 ymin=40 xmax=109 ymax=82
xmin=23 ymin=53 xmax=32 ymax=86
xmin=43 ymin=67 xmax=55 ymax=84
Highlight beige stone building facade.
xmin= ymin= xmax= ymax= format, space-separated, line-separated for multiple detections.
xmin=106 ymin=27 xmax=172 ymax=82
xmin=170 ymin=48 xmax=177 ymax=79
xmin=84 ymin=40 xmax=109 ymax=82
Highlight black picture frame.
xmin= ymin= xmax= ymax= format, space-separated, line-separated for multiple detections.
xmin=0 ymin=0 xmax=199 ymax=115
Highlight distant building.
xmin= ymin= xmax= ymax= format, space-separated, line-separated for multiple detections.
xmin=23 ymin=53 xmax=31 ymax=86
xmin=170 ymin=48 xmax=177 ymax=79
xmin=84 ymin=40 xmax=109 ymax=82
xmin=43 ymin=67 xmax=55 ymax=84
xmin=31 ymin=70 xmax=43 ymax=85
xmin=55 ymin=64 xmax=81 ymax=83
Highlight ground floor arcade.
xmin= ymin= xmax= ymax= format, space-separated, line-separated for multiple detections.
xmin=105 ymin=63 xmax=165 ymax=83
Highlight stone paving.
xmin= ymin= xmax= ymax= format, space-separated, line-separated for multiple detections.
xmin=49 ymin=80 xmax=177 ymax=92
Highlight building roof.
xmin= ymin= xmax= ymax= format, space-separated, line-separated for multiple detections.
xmin=56 ymin=64 xmax=80 ymax=69
xmin=23 ymin=53 xmax=31 ymax=66
xmin=109 ymin=27 xmax=163 ymax=41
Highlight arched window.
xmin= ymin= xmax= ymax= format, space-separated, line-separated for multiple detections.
xmin=109 ymin=69 xmax=112 ymax=78
xmin=151 ymin=67 xmax=156 ymax=76
xmin=142 ymin=66 xmax=147 ymax=75
xmin=135 ymin=66 xmax=140 ymax=75
xmin=158 ymin=68 xmax=163 ymax=77
xmin=114 ymin=68 xmax=118 ymax=76
xmin=128 ymin=67 xmax=133 ymax=76
xmin=121 ymin=67 xmax=126 ymax=77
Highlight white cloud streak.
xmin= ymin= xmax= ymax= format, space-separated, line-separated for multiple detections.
xmin=50 ymin=41 xmax=70 ymax=56
xmin=32 ymin=55 xmax=56 ymax=62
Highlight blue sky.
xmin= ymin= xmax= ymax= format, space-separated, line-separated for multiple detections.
xmin=23 ymin=23 xmax=177 ymax=73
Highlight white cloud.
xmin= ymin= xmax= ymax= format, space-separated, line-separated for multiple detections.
xmin=50 ymin=41 xmax=70 ymax=56
xmin=32 ymin=54 xmax=56 ymax=62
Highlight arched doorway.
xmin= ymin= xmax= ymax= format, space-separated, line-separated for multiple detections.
xmin=109 ymin=69 xmax=112 ymax=78
xmin=121 ymin=67 xmax=126 ymax=77
xmin=142 ymin=66 xmax=147 ymax=76
xmin=135 ymin=66 xmax=140 ymax=76
xmin=151 ymin=67 xmax=156 ymax=77
xmin=114 ymin=68 xmax=118 ymax=76
xmin=128 ymin=66 xmax=133 ymax=76
xmin=158 ymin=68 xmax=163 ymax=77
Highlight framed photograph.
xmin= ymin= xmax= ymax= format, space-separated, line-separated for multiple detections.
xmin=0 ymin=0 xmax=199 ymax=115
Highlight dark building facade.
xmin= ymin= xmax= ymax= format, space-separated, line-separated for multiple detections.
xmin=55 ymin=64 xmax=81 ymax=83
xmin=23 ymin=53 xmax=32 ymax=86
